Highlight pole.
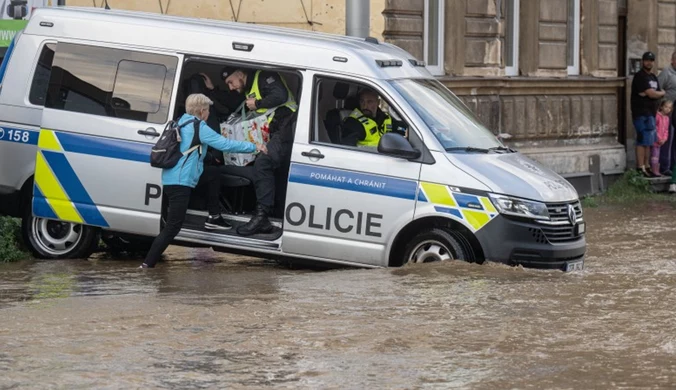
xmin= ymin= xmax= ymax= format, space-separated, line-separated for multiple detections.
xmin=345 ymin=0 xmax=369 ymax=37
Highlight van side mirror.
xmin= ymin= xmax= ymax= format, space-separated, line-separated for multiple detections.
xmin=377 ymin=132 xmax=421 ymax=160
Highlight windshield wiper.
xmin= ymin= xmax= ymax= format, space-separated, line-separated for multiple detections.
xmin=487 ymin=146 xmax=516 ymax=153
xmin=445 ymin=146 xmax=517 ymax=154
xmin=444 ymin=146 xmax=491 ymax=153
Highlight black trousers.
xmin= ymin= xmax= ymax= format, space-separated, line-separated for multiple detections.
xmin=253 ymin=135 xmax=291 ymax=208
xmin=143 ymin=167 xmax=222 ymax=267
xmin=144 ymin=185 xmax=191 ymax=268
xmin=253 ymin=109 xmax=295 ymax=209
xmin=200 ymin=165 xmax=222 ymax=216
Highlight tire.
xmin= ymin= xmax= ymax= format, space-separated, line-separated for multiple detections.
xmin=21 ymin=207 xmax=99 ymax=259
xmin=101 ymin=232 xmax=153 ymax=254
xmin=401 ymin=228 xmax=467 ymax=265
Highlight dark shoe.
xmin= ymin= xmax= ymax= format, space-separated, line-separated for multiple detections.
xmin=237 ymin=205 xmax=274 ymax=236
xmin=663 ymin=170 xmax=672 ymax=176
xmin=205 ymin=215 xmax=232 ymax=230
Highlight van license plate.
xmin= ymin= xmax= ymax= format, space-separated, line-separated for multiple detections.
xmin=565 ymin=260 xmax=584 ymax=272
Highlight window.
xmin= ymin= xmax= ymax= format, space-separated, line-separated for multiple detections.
xmin=424 ymin=0 xmax=445 ymax=76
xmin=112 ymin=60 xmax=167 ymax=114
xmin=505 ymin=0 xmax=520 ymax=76
xmin=390 ymin=79 xmax=501 ymax=151
xmin=45 ymin=43 xmax=177 ymax=123
xmin=312 ymin=76 xmax=409 ymax=151
xmin=567 ymin=0 xmax=580 ymax=75
xmin=29 ymin=43 xmax=56 ymax=106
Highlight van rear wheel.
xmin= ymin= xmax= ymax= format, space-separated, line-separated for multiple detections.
xmin=402 ymin=228 xmax=467 ymax=265
xmin=22 ymin=209 xmax=99 ymax=259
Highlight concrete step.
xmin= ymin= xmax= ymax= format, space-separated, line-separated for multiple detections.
xmin=646 ymin=176 xmax=673 ymax=192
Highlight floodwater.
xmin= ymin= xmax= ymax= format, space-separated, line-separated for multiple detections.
xmin=1 ymin=204 xmax=676 ymax=389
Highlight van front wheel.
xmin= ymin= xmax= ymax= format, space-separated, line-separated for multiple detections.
xmin=22 ymin=210 xmax=99 ymax=259
xmin=402 ymin=228 xmax=467 ymax=265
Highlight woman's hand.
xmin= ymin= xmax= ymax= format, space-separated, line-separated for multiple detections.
xmin=256 ymin=143 xmax=268 ymax=154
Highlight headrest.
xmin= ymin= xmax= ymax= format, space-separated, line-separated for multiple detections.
xmin=333 ymin=82 xmax=350 ymax=99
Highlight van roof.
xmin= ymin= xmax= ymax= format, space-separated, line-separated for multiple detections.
xmin=25 ymin=7 xmax=431 ymax=80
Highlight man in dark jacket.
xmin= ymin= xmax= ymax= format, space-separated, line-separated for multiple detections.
xmin=198 ymin=71 xmax=246 ymax=165
xmin=223 ymin=67 xmax=298 ymax=235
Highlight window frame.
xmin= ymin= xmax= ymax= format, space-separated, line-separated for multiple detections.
xmin=423 ymin=0 xmax=445 ymax=76
xmin=44 ymin=41 xmax=178 ymax=124
xmin=27 ymin=40 xmax=57 ymax=107
xmin=567 ymin=0 xmax=581 ymax=75
xmin=309 ymin=73 xmax=427 ymax=161
xmin=504 ymin=0 xmax=520 ymax=76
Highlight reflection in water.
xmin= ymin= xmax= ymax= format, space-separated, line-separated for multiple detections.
xmin=1 ymin=204 xmax=676 ymax=388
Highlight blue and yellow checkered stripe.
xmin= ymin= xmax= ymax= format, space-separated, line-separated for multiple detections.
xmin=32 ymin=130 xmax=109 ymax=227
xmin=418 ymin=182 xmax=497 ymax=231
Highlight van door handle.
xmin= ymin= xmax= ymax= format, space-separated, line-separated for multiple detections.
xmin=138 ymin=128 xmax=160 ymax=137
xmin=301 ymin=150 xmax=325 ymax=159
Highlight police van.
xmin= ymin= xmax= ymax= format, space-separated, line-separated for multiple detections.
xmin=0 ymin=7 xmax=586 ymax=271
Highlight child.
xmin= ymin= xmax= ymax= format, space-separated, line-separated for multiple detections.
xmin=653 ymin=100 xmax=673 ymax=176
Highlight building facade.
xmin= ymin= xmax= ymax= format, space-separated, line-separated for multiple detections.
xmin=382 ymin=0 xmax=629 ymax=195
xmin=65 ymin=0 xmax=668 ymax=195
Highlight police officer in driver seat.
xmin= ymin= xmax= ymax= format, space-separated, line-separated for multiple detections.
xmin=341 ymin=88 xmax=406 ymax=147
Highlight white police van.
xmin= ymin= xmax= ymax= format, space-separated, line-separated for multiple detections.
xmin=0 ymin=7 xmax=585 ymax=271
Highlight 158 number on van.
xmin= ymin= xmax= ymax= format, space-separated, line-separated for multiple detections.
xmin=0 ymin=128 xmax=31 ymax=143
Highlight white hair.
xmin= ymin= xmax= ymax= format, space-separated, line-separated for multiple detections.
xmin=185 ymin=93 xmax=213 ymax=116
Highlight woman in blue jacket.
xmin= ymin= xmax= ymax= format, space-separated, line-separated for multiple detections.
xmin=141 ymin=94 xmax=266 ymax=268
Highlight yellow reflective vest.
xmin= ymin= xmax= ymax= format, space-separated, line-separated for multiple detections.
xmin=247 ymin=70 xmax=297 ymax=123
xmin=348 ymin=108 xmax=392 ymax=147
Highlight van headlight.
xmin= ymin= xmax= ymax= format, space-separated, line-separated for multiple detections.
xmin=488 ymin=194 xmax=550 ymax=220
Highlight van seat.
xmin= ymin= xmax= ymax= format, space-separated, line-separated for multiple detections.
xmin=219 ymin=165 xmax=254 ymax=187
xmin=324 ymin=82 xmax=358 ymax=144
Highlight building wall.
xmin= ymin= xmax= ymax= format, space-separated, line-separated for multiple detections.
xmin=65 ymin=0 xmax=386 ymax=39
xmin=383 ymin=0 xmax=626 ymax=195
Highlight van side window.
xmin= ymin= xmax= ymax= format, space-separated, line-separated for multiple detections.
xmin=111 ymin=60 xmax=167 ymax=119
xmin=45 ymin=43 xmax=177 ymax=124
xmin=313 ymin=76 xmax=409 ymax=151
xmin=28 ymin=43 xmax=56 ymax=106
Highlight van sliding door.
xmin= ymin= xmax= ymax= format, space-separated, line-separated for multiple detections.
xmin=35 ymin=42 xmax=183 ymax=236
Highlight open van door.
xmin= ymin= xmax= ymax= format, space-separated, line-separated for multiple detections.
xmin=33 ymin=42 xmax=182 ymax=238
xmin=282 ymin=74 xmax=423 ymax=267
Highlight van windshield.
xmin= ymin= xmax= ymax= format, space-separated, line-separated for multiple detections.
xmin=389 ymin=78 xmax=503 ymax=152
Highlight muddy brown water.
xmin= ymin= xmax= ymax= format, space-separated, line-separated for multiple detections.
xmin=1 ymin=204 xmax=676 ymax=389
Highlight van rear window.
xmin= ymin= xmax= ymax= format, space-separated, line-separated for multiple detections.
xmin=45 ymin=43 xmax=177 ymax=124
xmin=29 ymin=43 xmax=56 ymax=106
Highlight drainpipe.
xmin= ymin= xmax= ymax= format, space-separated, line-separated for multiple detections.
xmin=346 ymin=0 xmax=369 ymax=37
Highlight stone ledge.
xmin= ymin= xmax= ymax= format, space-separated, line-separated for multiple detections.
xmin=440 ymin=76 xmax=626 ymax=96
xmin=517 ymin=142 xmax=626 ymax=175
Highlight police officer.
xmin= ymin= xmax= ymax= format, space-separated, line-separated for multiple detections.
xmin=341 ymin=88 xmax=404 ymax=147
xmin=223 ymin=67 xmax=298 ymax=236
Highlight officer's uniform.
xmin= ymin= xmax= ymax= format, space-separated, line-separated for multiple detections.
xmin=237 ymin=70 xmax=297 ymax=235
xmin=341 ymin=108 xmax=399 ymax=147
